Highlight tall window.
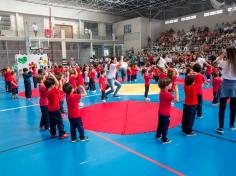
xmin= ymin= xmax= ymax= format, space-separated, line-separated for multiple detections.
xmin=106 ymin=24 xmax=113 ymax=36
xmin=124 ymin=24 xmax=131 ymax=34
xmin=0 ymin=14 xmax=11 ymax=30
xmin=84 ymin=22 xmax=98 ymax=36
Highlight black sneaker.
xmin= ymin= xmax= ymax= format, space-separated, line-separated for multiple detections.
xmin=162 ymin=139 xmax=172 ymax=144
xmin=80 ymin=136 xmax=89 ymax=142
xmin=186 ymin=132 xmax=196 ymax=137
xmin=155 ymin=136 xmax=161 ymax=140
xmin=113 ymin=95 xmax=120 ymax=98
xmin=215 ymin=128 xmax=224 ymax=134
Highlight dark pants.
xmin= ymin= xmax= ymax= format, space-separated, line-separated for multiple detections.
xmin=101 ymin=90 xmax=106 ymax=100
xmin=97 ymin=73 xmax=100 ymax=78
xmin=6 ymin=81 xmax=11 ymax=92
xmin=154 ymin=76 xmax=159 ymax=83
xmin=219 ymin=97 xmax=236 ymax=128
xmin=120 ymin=68 xmax=126 ymax=81
xmin=40 ymin=106 xmax=49 ymax=129
xmin=144 ymin=85 xmax=149 ymax=98
xmin=182 ymin=105 xmax=197 ymax=134
xmin=48 ymin=110 xmax=65 ymax=137
xmin=156 ymin=114 xmax=170 ymax=142
xmin=127 ymin=75 xmax=131 ymax=82
xmin=24 ymin=82 xmax=32 ymax=98
xmin=69 ymin=117 xmax=85 ymax=140
xmin=89 ymin=79 xmax=96 ymax=91
xmin=197 ymin=94 xmax=203 ymax=117
xmin=131 ymin=75 xmax=135 ymax=81
xmin=59 ymin=101 xmax=65 ymax=113
xmin=206 ymin=75 xmax=211 ymax=80
xmin=213 ymin=91 xmax=219 ymax=104
xmin=12 ymin=88 xmax=18 ymax=95
xmin=33 ymin=77 xmax=37 ymax=88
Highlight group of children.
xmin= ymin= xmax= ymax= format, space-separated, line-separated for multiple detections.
xmin=1 ymin=56 xmax=224 ymax=144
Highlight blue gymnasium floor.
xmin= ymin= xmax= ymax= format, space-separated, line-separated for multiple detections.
xmin=0 ymin=74 xmax=236 ymax=176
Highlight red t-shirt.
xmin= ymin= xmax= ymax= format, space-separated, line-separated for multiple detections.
xmin=5 ymin=71 xmax=12 ymax=82
xmin=32 ymin=68 xmax=37 ymax=77
xmin=144 ymin=74 xmax=153 ymax=86
xmin=194 ymin=73 xmax=205 ymax=95
xmin=127 ymin=69 xmax=132 ymax=76
xmin=158 ymin=90 xmax=174 ymax=116
xmin=153 ymin=68 xmax=159 ymax=77
xmin=89 ymin=71 xmax=96 ymax=80
xmin=99 ymin=76 xmax=107 ymax=91
xmin=77 ymin=72 xmax=84 ymax=86
xmin=184 ymin=84 xmax=198 ymax=105
xmin=11 ymin=77 xmax=18 ymax=89
xmin=159 ymin=73 xmax=167 ymax=79
xmin=213 ymin=77 xmax=222 ymax=92
xmin=131 ymin=67 xmax=138 ymax=75
xmin=47 ymin=87 xmax=60 ymax=112
xmin=205 ymin=67 xmax=212 ymax=75
xmin=66 ymin=93 xmax=81 ymax=118
xmin=39 ymin=83 xmax=48 ymax=106
xmin=69 ymin=75 xmax=77 ymax=88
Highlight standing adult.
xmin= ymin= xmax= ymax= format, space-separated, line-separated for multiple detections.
xmin=120 ymin=56 xmax=128 ymax=82
xmin=106 ymin=57 xmax=122 ymax=98
xmin=215 ymin=47 xmax=236 ymax=134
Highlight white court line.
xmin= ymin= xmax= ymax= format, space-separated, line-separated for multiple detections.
xmin=0 ymin=104 xmax=39 ymax=112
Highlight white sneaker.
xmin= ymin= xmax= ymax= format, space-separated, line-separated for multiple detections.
xmin=102 ymin=99 xmax=106 ymax=102
xmin=145 ymin=98 xmax=150 ymax=102
xmin=79 ymin=102 xmax=84 ymax=107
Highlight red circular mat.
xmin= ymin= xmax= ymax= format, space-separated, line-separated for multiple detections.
xmin=80 ymin=101 xmax=182 ymax=135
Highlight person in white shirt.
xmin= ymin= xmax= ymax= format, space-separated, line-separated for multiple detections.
xmin=106 ymin=57 xmax=122 ymax=98
xmin=120 ymin=56 xmax=128 ymax=81
xmin=157 ymin=54 xmax=167 ymax=68
xmin=215 ymin=47 xmax=236 ymax=134
xmin=32 ymin=22 xmax=38 ymax=37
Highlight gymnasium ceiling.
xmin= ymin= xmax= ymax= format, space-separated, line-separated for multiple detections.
xmin=18 ymin=0 xmax=235 ymax=20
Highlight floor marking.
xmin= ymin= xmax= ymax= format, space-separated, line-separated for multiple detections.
xmin=0 ymin=104 xmax=39 ymax=112
xmin=91 ymin=131 xmax=185 ymax=176
xmin=80 ymin=159 xmax=96 ymax=165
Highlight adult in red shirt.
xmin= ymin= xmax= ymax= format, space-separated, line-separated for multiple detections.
xmin=155 ymin=78 xmax=175 ymax=144
xmin=63 ymin=82 xmax=88 ymax=142
xmin=44 ymin=73 xmax=69 ymax=139
xmin=182 ymin=75 xmax=198 ymax=136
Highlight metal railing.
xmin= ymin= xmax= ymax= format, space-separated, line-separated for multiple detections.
xmin=0 ymin=29 xmax=124 ymax=42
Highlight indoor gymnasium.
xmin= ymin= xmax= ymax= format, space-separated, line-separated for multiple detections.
xmin=0 ymin=0 xmax=236 ymax=176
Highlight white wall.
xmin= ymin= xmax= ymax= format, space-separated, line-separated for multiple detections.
xmin=161 ymin=10 xmax=236 ymax=32
xmin=114 ymin=17 xmax=162 ymax=52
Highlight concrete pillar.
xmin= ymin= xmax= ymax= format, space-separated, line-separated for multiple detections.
xmin=61 ymin=30 xmax=67 ymax=59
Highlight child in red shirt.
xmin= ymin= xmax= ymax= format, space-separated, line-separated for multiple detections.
xmin=63 ymin=82 xmax=88 ymax=142
xmin=158 ymin=68 xmax=167 ymax=79
xmin=193 ymin=64 xmax=205 ymax=118
xmin=69 ymin=68 xmax=78 ymax=89
xmin=153 ymin=66 xmax=159 ymax=83
xmin=131 ymin=64 xmax=138 ymax=81
xmin=212 ymin=72 xmax=223 ymax=104
xmin=11 ymin=72 xmax=18 ymax=99
xmin=142 ymin=68 xmax=153 ymax=101
xmin=38 ymin=75 xmax=49 ymax=130
xmin=44 ymin=73 xmax=69 ymax=139
xmin=182 ymin=75 xmax=198 ymax=136
xmin=99 ymin=70 xmax=107 ymax=102
xmin=127 ymin=66 xmax=132 ymax=82
xmin=56 ymin=73 xmax=66 ymax=115
xmin=5 ymin=67 xmax=12 ymax=93
xmin=205 ymin=65 xmax=213 ymax=81
xmin=155 ymin=78 xmax=175 ymax=144
xmin=32 ymin=66 xmax=38 ymax=88
xmin=89 ymin=67 xmax=96 ymax=92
